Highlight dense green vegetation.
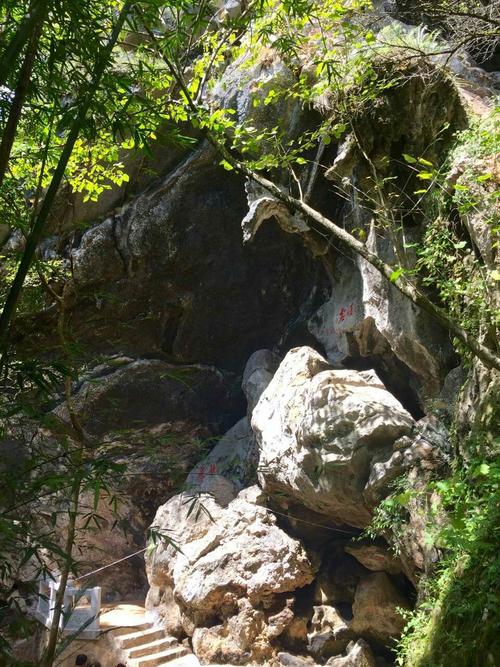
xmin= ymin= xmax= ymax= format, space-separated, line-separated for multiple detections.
xmin=368 ymin=444 xmax=500 ymax=667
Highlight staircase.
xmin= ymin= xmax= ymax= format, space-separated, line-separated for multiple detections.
xmin=111 ymin=622 xmax=201 ymax=667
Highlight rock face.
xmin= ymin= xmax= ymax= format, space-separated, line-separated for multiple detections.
xmin=54 ymin=357 xmax=241 ymax=439
xmin=253 ymin=346 xmax=414 ymax=528
xmin=185 ymin=417 xmax=257 ymax=507
xmin=308 ymin=241 xmax=454 ymax=407
xmin=47 ymin=357 xmax=243 ymax=599
xmin=309 ymin=60 xmax=466 ymax=405
xmin=60 ymin=143 xmax=322 ymax=372
xmin=242 ymin=348 xmax=281 ymax=417
xmin=146 ymin=486 xmax=315 ymax=663
xmin=351 ymin=573 xmax=411 ymax=645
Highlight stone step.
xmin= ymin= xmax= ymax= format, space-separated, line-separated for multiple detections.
xmin=111 ymin=622 xmax=151 ymax=637
xmin=134 ymin=645 xmax=189 ymax=667
xmin=118 ymin=626 xmax=166 ymax=649
xmin=126 ymin=636 xmax=178 ymax=659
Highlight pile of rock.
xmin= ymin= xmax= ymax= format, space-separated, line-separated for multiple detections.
xmin=145 ymin=347 xmax=449 ymax=665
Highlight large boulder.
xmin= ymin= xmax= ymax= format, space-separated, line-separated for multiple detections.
xmin=326 ymin=639 xmax=377 ymax=667
xmin=146 ymin=486 xmax=315 ymax=663
xmin=351 ymin=573 xmax=411 ymax=646
xmin=253 ymin=347 xmax=414 ymax=528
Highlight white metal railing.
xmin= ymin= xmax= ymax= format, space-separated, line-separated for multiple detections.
xmin=34 ymin=575 xmax=101 ymax=640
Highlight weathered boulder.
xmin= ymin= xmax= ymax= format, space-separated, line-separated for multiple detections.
xmin=253 ymin=347 xmax=414 ymax=528
xmin=192 ymin=596 xmax=296 ymax=664
xmin=185 ymin=417 xmax=257 ymax=507
xmin=344 ymin=543 xmax=402 ymax=576
xmin=146 ymin=486 xmax=315 ymax=663
xmin=326 ymin=639 xmax=377 ymax=667
xmin=242 ymin=348 xmax=281 ymax=417
xmin=351 ymin=573 xmax=411 ymax=645
xmin=307 ymin=605 xmax=354 ymax=659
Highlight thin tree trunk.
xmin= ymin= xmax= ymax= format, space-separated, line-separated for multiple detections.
xmin=0 ymin=0 xmax=46 ymax=88
xmin=39 ymin=275 xmax=90 ymax=667
xmin=0 ymin=0 xmax=132 ymax=355
xmin=39 ymin=475 xmax=81 ymax=667
xmin=0 ymin=0 xmax=47 ymax=189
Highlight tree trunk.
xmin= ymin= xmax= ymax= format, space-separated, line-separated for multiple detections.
xmin=39 ymin=475 xmax=81 ymax=667
xmin=224 ymin=153 xmax=500 ymax=371
xmin=0 ymin=0 xmax=132 ymax=356
xmin=0 ymin=0 xmax=46 ymax=88
xmin=0 ymin=0 xmax=47 ymax=189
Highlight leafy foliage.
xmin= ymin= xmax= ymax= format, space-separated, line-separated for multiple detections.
xmin=395 ymin=455 xmax=500 ymax=667
xmin=414 ymin=111 xmax=500 ymax=356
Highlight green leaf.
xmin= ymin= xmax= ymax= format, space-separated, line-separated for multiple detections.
xmin=473 ymin=463 xmax=490 ymax=477
xmin=417 ymin=171 xmax=434 ymax=180
xmin=220 ymin=160 xmax=234 ymax=171
xmin=476 ymin=173 xmax=492 ymax=182
xmin=390 ymin=267 xmax=404 ymax=282
xmin=402 ymin=153 xmax=417 ymax=164
xmin=418 ymin=157 xmax=433 ymax=167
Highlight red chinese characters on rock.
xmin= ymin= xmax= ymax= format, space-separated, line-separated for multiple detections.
xmin=320 ymin=303 xmax=355 ymax=338
xmin=337 ymin=302 xmax=353 ymax=324
xmin=196 ymin=463 xmax=217 ymax=483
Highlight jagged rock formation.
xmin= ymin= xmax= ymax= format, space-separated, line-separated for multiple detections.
xmin=145 ymin=347 xmax=444 ymax=664
xmin=146 ymin=486 xmax=315 ymax=664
